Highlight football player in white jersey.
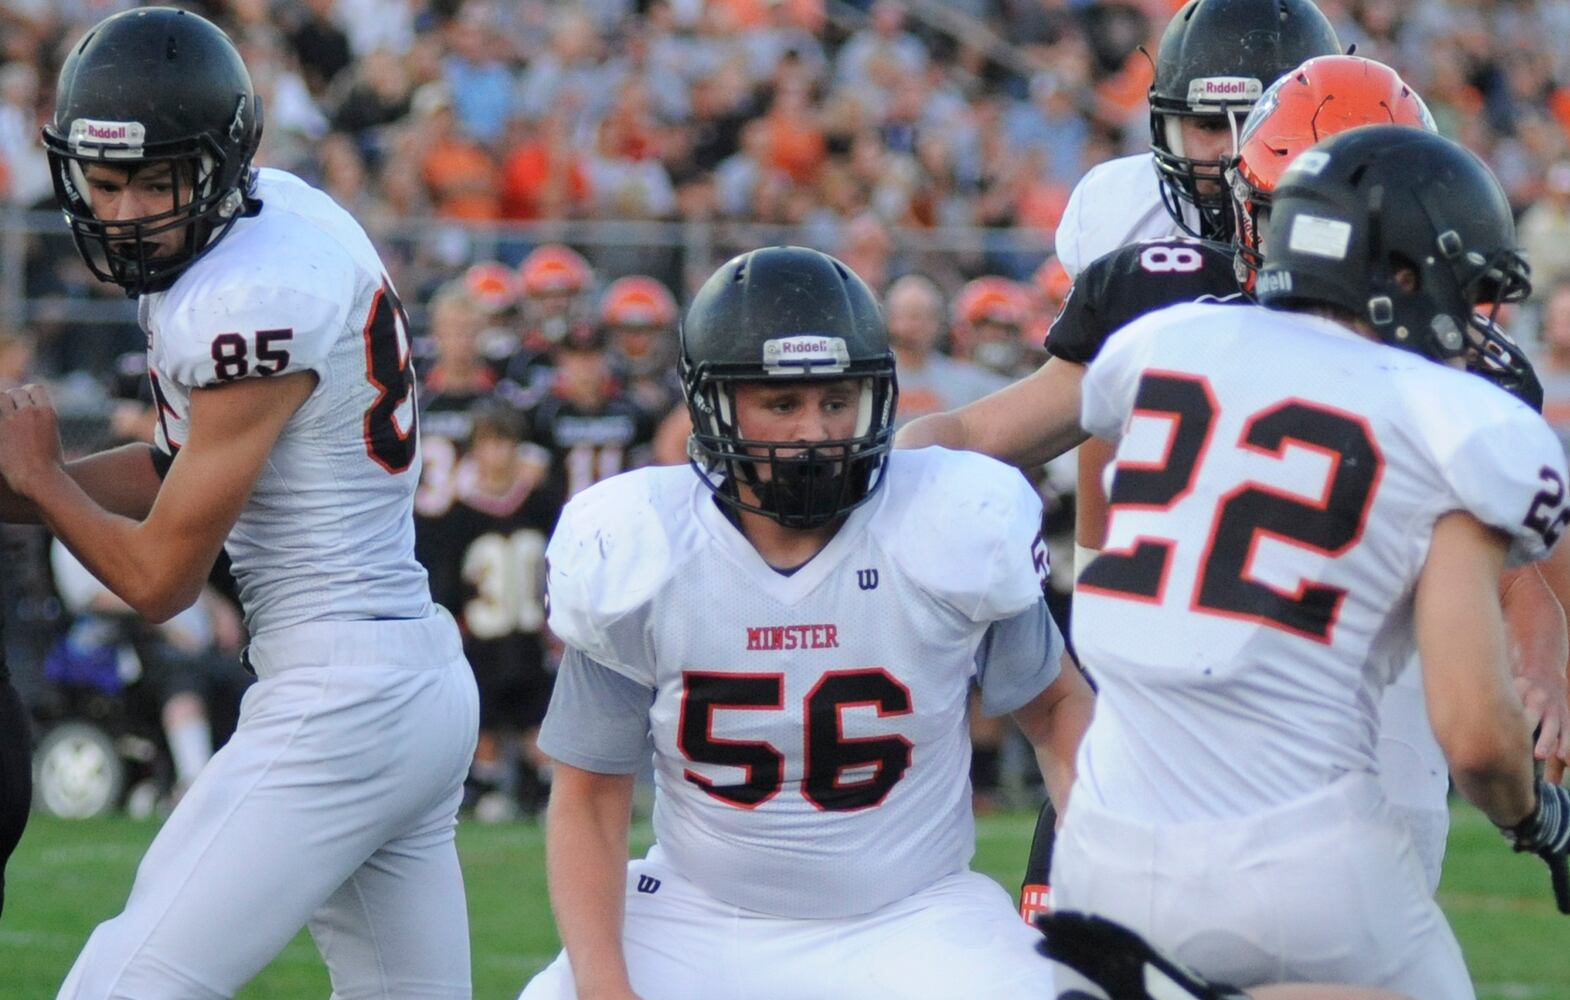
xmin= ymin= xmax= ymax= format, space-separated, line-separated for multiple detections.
xmin=1055 ymin=0 xmax=1341 ymax=279
xmin=901 ymin=53 xmax=1570 ymax=907
xmin=0 ymin=9 xmax=478 ymax=997
xmin=517 ymin=246 xmax=1095 ymax=1000
xmin=1059 ymin=126 xmax=1570 ymax=995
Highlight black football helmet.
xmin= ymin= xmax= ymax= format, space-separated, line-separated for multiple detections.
xmin=1256 ymin=125 xmax=1531 ymax=376
xmin=42 ymin=7 xmax=264 ymax=297
xmin=1149 ymin=0 xmax=1340 ymax=240
xmin=680 ymin=246 xmax=898 ymax=530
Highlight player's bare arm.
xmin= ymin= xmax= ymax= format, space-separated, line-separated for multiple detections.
xmin=1499 ymin=562 xmax=1570 ymax=781
xmin=1416 ymin=511 xmax=1536 ymax=828
xmin=0 ymin=442 xmax=166 ymax=523
xmin=543 ymin=763 xmax=643 ymax=1000
xmin=893 ymin=357 xmax=1088 ymax=466
xmin=1520 ymin=540 xmax=1570 ymax=778
xmin=1009 ymin=649 xmax=1094 ymax=813
xmin=0 ymin=371 xmax=316 ymax=623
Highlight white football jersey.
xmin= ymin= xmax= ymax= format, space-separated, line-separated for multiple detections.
xmin=140 ymin=168 xmax=431 ymax=635
xmin=545 ymin=449 xmax=1052 ymax=918
xmin=1072 ymin=301 xmax=1569 ymax=823
xmin=1055 ymin=153 xmax=1194 ymax=280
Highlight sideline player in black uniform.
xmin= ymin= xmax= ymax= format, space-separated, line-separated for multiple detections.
xmin=417 ymin=400 xmax=562 ymax=816
xmin=526 ymin=323 xmax=657 ymax=501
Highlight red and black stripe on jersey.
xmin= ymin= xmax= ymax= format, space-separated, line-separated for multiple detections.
xmin=1045 ymin=239 xmax=1244 ymax=366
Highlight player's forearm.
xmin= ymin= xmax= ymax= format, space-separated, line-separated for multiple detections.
xmin=896 ymin=362 xmax=1089 ymax=468
xmin=1418 ymin=516 xmax=1536 ymax=827
xmin=1502 ymin=564 xmax=1569 ymax=681
xmin=24 ymin=465 xmax=206 ymax=623
xmin=544 ymin=767 xmax=638 ymax=999
xmin=893 ymin=411 xmax=972 ymax=451
xmin=1015 ymin=653 xmax=1095 ymax=812
xmin=0 ymin=444 xmax=162 ymax=524
xmin=1500 ymin=564 xmax=1570 ymax=764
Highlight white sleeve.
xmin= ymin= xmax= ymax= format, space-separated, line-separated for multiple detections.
xmin=1079 ymin=311 xmax=1150 ymax=442
xmin=1055 ymin=174 xmax=1093 ymax=281
xmin=157 ymin=280 xmax=347 ymax=389
xmin=889 ymin=452 xmax=1047 ymax=623
xmin=544 ymin=475 xmax=672 ymax=685
xmin=1441 ymin=403 xmax=1570 ymax=567
xmin=974 ymin=601 xmax=1064 ymax=717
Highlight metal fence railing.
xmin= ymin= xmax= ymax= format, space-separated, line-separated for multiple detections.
xmin=0 ymin=207 xmax=1054 ymax=337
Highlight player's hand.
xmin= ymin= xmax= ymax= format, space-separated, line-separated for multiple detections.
xmin=1035 ymin=910 xmax=1249 ymax=1000
xmin=0 ymin=384 xmax=65 ymax=499
xmin=1499 ymin=776 xmax=1570 ymax=914
xmin=1515 ymin=672 xmax=1570 ymax=783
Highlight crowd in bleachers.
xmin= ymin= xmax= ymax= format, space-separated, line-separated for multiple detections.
xmin=9 ymin=0 xmax=1570 ymax=818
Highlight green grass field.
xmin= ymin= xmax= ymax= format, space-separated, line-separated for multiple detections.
xmin=1 ymin=804 xmax=1565 ymax=999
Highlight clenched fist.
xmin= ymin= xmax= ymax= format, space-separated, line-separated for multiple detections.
xmin=0 ymin=383 xmax=65 ymax=499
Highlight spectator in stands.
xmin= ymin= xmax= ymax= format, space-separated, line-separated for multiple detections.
xmin=515 ymin=10 xmax=617 ymax=136
xmin=499 ymin=109 xmax=591 ymax=221
xmin=441 ymin=5 xmax=515 ymax=146
xmin=885 ymin=274 xmax=1009 ymax=428
xmin=413 ymin=83 xmax=502 ymax=221
xmin=835 ymin=0 xmax=927 ymax=116
xmin=1521 ymin=162 xmax=1570 ymax=293
xmin=286 ymin=0 xmax=354 ymax=98
xmin=0 ymin=62 xmax=47 ymax=208
xmin=1534 ymin=280 xmax=1570 ymax=456
xmin=326 ymin=46 xmax=414 ymax=137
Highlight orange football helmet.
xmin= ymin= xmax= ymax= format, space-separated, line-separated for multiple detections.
xmin=518 ymin=243 xmax=595 ymax=342
xmin=951 ymin=276 xmax=1033 ymax=374
xmin=600 ymin=275 xmax=677 ymax=330
xmin=518 ymin=243 xmax=593 ymax=297
xmin=1229 ymin=55 xmax=1434 ymax=282
xmin=462 ymin=261 xmax=519 ymax=314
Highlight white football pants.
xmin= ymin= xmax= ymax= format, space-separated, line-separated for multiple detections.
xmin=1052 ymin=772 xmax=1472 ymax=1000
xmin=1376 ymin=661 xmax=1451 ymax=894
xmin=520 ymin=844 xmax=1058 ymax=1000
xmin=58 ymin=611 xmax=479 ymax=999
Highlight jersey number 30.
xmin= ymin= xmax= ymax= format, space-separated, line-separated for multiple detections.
xmin=678 ymin=669 xmax=913 ymax=812
xmin=1080 ymin=370 xmax=1382 ymax=643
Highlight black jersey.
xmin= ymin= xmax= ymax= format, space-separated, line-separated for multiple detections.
xmin=416 ymin=461 xmax=562 ymax=691
xmin=527 ymin=391 xmax=658 ymax=500
xmin=414 ymin=372 xmax=498 ymax=518
xmin=1045 ymin=238 xmax=1244 ymax=366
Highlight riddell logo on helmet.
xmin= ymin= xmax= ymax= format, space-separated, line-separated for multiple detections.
xmin=762 ymin=335 xmax=851 ymax=375
xmin=1187 ymin=77 xmax=1263 ymax=105
xmin=68 ymin=118 xmax=147 ymax=153
xmin=781 ymin=338 xmax=831 ymax=354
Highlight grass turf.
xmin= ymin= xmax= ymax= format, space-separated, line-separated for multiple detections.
xmin=0 ymin=803 xmax=1564 ymax=998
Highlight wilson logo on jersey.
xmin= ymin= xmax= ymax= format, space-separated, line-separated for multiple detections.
xmin=745 ymin=624 xmax=840 ymax=651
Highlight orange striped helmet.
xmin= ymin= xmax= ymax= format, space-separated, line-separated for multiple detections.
xmin=1230 ymin=56 xmax=1434 ymax=283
